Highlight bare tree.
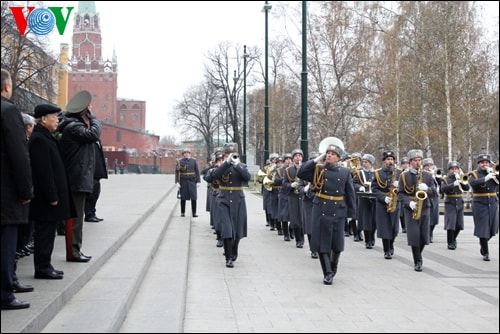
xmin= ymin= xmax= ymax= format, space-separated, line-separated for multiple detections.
xmin=1 ymin=1 xmax=60 ymax=113
xmin=172 ymin=81 xmax=222 ymax=159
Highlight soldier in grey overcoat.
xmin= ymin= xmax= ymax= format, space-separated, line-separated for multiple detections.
xmin=468 ymin=154 xmax=499 ymax=261
xmin=371 ymin=150 xmax=401 ymax=260
xmin=211 ymin=147 xmax=251 ymax=268
xmin=298 ymin=144 xmax=356 ymax=285
xmin=283 ymin=149 xmax=305 ymax=248
xmin=440 ymin=161 xmax=469 ymax=250
xmin=398 ymin=149 xmax=437 ymax=272
xmin=175 ymin=148 xmax=201 ymax=217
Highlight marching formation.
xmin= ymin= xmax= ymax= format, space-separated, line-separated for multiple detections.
xmin=189 ymin=136 xmax=497 ymax=285
xmin=254 ymin=138 xmax=498 ymax=285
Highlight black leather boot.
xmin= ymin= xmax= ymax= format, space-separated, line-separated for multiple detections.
xmin=282 ymin=222 xmax=290 ymax=241
xmin=480 ymin=238 xmax=490 ymax=261
xmin=447 ymin=230 xmax=455 ymax=249
xmin=321 ymin=253 xmax=333 ymax=285
xmin=330 ymin=251 xmax=341 ymax=278
xmin=344 ymin=219 xmax=350 ymax=237
xmin=232 ymin=238 xmax=240 ymax=261
xmin=224 ymin=239 xmax=233 ymax=268
xmin=411 ymin=246 xmax=422 ymax=271
xmin=453 ymin=230 xmax=460 ymax=248
xmin=350 ymin=220 xmax=359 ymax=241
xmin=382 ymin=239 xmax=391 ymax=259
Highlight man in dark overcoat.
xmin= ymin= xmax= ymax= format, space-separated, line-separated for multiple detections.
xmin=468 ymin=154 xmax=499 ymax=261
xmin=298 ymin=143 xmax=356 ymax=285
xmin=29 ymin=104 xmax=76 ymax=279
xmin=175 ymin=148 xmax=201 ymax=217
xmin=1 ymin=69 xmax=33 ymax=309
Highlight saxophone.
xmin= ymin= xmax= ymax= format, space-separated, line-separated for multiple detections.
xmin=412 ymin=167 xmax=428 ymax=220
xmin=387 ymin=166 xmax=399 ymax=213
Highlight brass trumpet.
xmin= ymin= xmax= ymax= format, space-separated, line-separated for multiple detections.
xmin=487 ymin=164 xmax=500 ymax=184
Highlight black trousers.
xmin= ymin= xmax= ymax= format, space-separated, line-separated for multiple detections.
xmin=33 ymin=220 xmax=58 ymax=273
xmin=85 ymin=179 xmax=101 ymax=218
xmin=1 ymin=224 xmax=18 ymax=304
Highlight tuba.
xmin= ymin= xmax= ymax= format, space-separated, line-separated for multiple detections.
xmin=412 ymin=168 xmax=428 ymax=220
xmin=318 ymin=136 xmax=345 ymax=155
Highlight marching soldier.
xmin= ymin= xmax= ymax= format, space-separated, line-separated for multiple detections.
xmin=398 ymin=149 xmax=437 ymax=272
xmin=371 ymin=150 xmax=402 ymax=259
xmin=399 ymin=157 xmax=410 ymax=233
xmin=298 ymin=142 xmax=356 ymax=285
xmin=283 ymin=149 xmax=305 ymax=248
xmin=468 ymin=154 xmax=498 ymax=261
xmin=349 ymin=152 xmax=363 ymax=241
xmin=175 ymin=148 xmax=201 ymax=217
xmin=203 ymin=150 xmax=224 ymax=247
xmin=440 ymin=161 xmax=469 ymax=250
xmin=299 ymin=151 xmax=319 ymax=258
xmin=261 ymin=153 xmax=279 ymax=230
xmin=353 ymin=154 xmax=377 ymax=249
xmin=210 ymin=144 xmax=251 ymax=268
xmin=275 ymin=154 xmax=293 ymax=241
xmin=422 ymin=158 xmax=440 ymax=242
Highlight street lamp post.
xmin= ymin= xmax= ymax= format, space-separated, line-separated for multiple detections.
xmin=233 ymin=70 xmax=237 ymax=148
xmin=243 ymin=45 xmax=248 ymax=164
xmin=262 ymin=1 xmax=272 ymax=163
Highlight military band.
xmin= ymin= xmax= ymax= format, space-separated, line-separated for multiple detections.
xmin=198 ymin=138 xmax=496 ymax=282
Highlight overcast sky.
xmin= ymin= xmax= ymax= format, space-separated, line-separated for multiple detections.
xmin=47 ymin=1 xmax=498 ymax=142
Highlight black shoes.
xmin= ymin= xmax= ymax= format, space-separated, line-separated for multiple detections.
xmin=192 ymin=214 xmax=198 ymax=217
xmin=85 ymin=216 xmax=102 ymax=222
xmin=296 ymin=241 xmax=304 ymax=248
xmin=2 ymin=298 xmax=30 ymax=310
xmin=483 ymin=254 xmax=490 ymax=261
xmin=67 ymin=255 xmax=91 ymax=262
xmin=226 ymin=259 xmax=234 ymax=268
xmin=216 ymin=239 xmax=224 ymax=247
xmin=323 ymin=273 xmax=333 ymax=285
xmin=448 ymin=243 xmax=456 ymax=250
xmin=414 ymin=262 xmax=423 ymax=272
xmin=180 ymin=213 xmax=185 ymax=217
xmin=311 ymin=252 xmax=319 ymax=259
xmin=284 ymin=235 xmax=291 ymax=242
xmin=35 ymin=270 xmax=63 ymax=279
xmin=384 ymin=252 xmax=392 ymax=260
xmin=12 ymin=280 xmax=34 ymax=293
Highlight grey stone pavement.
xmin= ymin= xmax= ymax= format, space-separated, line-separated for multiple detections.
xmin=1 ymin=174 xmax=498 ymax=333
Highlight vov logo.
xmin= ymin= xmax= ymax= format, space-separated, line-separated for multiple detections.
xmin=9 ymin=6 xmax=74 ymax=36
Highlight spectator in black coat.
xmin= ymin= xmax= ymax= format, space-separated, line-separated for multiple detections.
xmin=1 ymin=69 xmax=33 ymax=310
xmin=29 ymin=104 xmax=76 ymax=279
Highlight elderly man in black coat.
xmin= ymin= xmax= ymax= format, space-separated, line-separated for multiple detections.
xmin=29 ymin=104 xmax=76 ymax=279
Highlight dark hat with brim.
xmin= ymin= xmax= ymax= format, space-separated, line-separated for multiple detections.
xmin=66 ymin=90 xmax=91 ymax=113
xmin=34 ymin=104 xmax=61 ymax=118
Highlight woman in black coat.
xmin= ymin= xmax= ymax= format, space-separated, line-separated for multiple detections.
xmin=29 ymin=104 xmax=76 ymax=279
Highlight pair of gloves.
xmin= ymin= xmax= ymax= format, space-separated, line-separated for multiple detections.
xmin=485 ymin=173 xmax=496 ymax=182
xmin=408 ymin=183 xmax=429 ymax=210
